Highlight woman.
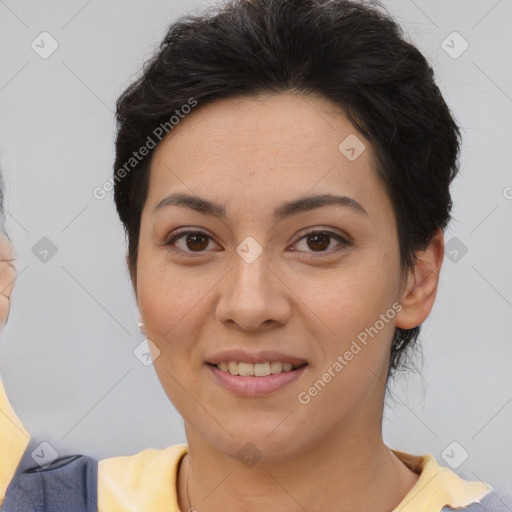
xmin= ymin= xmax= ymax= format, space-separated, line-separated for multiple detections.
xmin=0 ymin=184 xmax=97 ymax=510
xmin=1 ymin=1 xmax=508 ymax=510
xmin=97 ymin=0 xmax=508 ymax=511
xmin=0 ymin=182 xmax=32 ymax=507
xmin=0 ymin=230 xmax=29 ymax=507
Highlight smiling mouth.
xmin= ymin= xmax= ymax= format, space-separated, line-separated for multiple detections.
xmin=209 ymin=361 xmax=308 ymax=377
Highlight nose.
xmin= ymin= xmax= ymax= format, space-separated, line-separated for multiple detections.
xmin=215 ymin=246 xmax=292 ymax=331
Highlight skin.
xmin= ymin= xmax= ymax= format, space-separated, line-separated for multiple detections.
xmin=135 ymin=92 xmax=444 ymax=512
xmin=0 ymin=232 xmax=16 ymax=327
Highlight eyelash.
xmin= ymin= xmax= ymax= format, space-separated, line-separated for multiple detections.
xmin=164 ymin=227 xmax=351 ymax=258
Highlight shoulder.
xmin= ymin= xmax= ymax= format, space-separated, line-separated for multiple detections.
xmin=98 ymin=443 xmax=187 ymax=512
xmin=440 ymin=489 xmax=512 ymax=511
xmin=0 ymin=377 xmax=30 ymax=505
xmin=2 ymin=437 xmax=98 ymax=512
xmin=392 ymin=450 xmax=510 ymax=512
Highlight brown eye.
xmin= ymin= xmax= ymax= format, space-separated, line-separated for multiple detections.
xmin=306 ymin=232 xmax=331 ymax=252
xmin=165 ymin=229 xmax=219 ymax=255
xmin=185 ymin=233 xmax=209 ymax=251
xmin=292 ymin=229 xmax=349 ymax=255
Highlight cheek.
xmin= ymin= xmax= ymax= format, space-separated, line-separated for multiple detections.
xmin=295 ymin=257 xmax=398 ymax=334
xmin=135 ymin=247 xmax=224 ymax=389
xmin=136 ymin=259 xmax=172 ymax=336
xmin=289 ymin=253 xmax=400 ymax=384
xmin=295 ymin=274 xmax=398 ymax=419
xmin=136 ymin=245 xmax=203 ymax=336
xmin=136 ymin=252 xmax=204 ymax=405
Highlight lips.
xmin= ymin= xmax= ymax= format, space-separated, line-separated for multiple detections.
xmin=213 ymin=361 xmax=306 ymax=376
xmin=205 ymin=350 xmax=308 ymax=396
xmin=207 ymin=363 xmax=308 ymax=397
xmin=206 ymin=349 xmax=307 ymax=367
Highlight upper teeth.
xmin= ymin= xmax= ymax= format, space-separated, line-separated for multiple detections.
xmin=216 ymin=361 xmax=296 ymax=376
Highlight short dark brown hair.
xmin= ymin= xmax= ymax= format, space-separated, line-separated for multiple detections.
xmin=113 ymin=0 xmax=461 ymax=377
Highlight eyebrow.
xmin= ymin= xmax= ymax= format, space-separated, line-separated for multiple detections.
xmin=153 ymin=192 xmax=368 ymax=220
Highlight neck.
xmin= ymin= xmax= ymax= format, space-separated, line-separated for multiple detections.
xmin=177 ymin=421 xmax=419 ymax=512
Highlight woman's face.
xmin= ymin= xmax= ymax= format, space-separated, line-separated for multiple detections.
xmin=136 ymin=93 xmax=407 ymax=461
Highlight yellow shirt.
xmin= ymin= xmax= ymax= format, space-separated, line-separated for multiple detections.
xmin=0 ymin=378 xmax=493 ymax=511
xmin=0 ymin=378 xmax=30 ymax=507
xmin=98 ymin=444 xmax=491 ymax=512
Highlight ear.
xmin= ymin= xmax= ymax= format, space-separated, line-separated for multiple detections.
xmin=395 ymin=229 xmax=444 ymax=330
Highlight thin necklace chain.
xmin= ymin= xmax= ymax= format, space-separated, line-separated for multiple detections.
xmin=185 ymin=454 xmax=193 ymax=511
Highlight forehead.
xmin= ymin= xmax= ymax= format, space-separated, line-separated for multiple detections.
xmin=146 ymin=93 xmax=391 ymax=221
xmin=154 ymin=93 xmax=363 ymax=164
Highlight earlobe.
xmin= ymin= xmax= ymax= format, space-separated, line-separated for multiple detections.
xmin=395 ymin=229 xmax=445 ymax=330
xmin=138 ymin=314 xmax=146 ymax=335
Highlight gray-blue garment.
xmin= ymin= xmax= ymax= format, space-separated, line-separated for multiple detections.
xmin=440 ymin=489 xmax=512 ymax=511
xmin=2 ymin=438 xmax=97 ymax=512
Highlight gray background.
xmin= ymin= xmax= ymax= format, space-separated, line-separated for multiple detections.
xmin=1 ymin=0 xmax=511 ymax=492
